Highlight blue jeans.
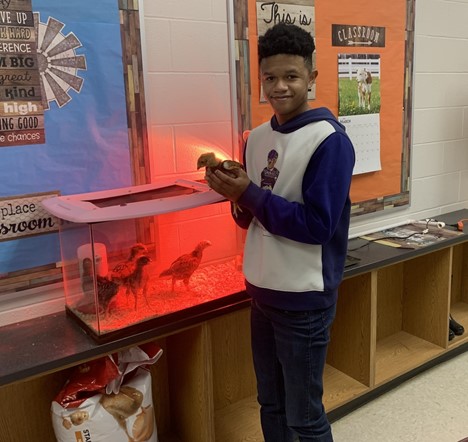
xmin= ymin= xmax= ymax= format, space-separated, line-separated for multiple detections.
xmin=250 ymin=299 xmax=336 ymax=442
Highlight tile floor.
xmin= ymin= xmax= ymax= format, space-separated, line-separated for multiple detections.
xmin=331 ymin=351 xmax=468 ymax=442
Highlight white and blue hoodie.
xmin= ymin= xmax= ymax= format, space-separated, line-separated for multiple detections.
xmin=234 ymin=107 xmax=355 ymax=311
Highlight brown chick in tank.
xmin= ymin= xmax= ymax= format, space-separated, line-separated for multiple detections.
xmin=159 ymin=240 xmax=212 ymax=292
xmin=79 ymin=258 xmax=119 ymax=316
xmin=97 ymin=275 xmax=121 ymax=315
xmin=197 ymin=152 xmax=244 ymax=217
xmin=110 ymin=243 xmax=148 ymax=285
xmin=123 ymin=255 xmax=152 ymax=309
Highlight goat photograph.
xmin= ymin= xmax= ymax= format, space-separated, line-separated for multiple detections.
xmin=338 ymin=54 xmax=381 ymax=115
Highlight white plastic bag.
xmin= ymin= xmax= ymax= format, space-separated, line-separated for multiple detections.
xmin=52 ymin=368 xmax=157 ymax=442
xmin=51 ymin=344 xmax=162 ymax=442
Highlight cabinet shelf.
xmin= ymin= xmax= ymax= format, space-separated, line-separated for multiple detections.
xmin=215 ymin=395 xmax=262 ymax=442
xmin=323 ymin=365 xmax=370 ymax=411
xmin=448 ymin=302 xmax=468 ymax=347
xmin=375 ymin=331 xmax=444 ymax=385
xmin=213 ymin=364 xmax=371 ymax=442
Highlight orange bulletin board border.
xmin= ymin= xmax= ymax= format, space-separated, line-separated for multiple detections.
xmin=232 ymin=0 xmax=415 ymax=217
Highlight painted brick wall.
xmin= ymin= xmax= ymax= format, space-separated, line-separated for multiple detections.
xmin=351 ymin=0 xmax=468 ymax=235
xmin=142 ymin=0 xmax=238 ymax=265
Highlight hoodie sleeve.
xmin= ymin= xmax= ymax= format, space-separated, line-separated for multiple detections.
xmin=237 ymin=131 xmax=355 ymax=244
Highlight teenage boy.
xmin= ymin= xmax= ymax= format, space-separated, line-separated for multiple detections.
xmin=206 ymin=22 xmax=355 ymax=442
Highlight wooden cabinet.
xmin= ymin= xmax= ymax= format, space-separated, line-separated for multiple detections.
xmin=450 ymin=243 xmax=468 ymax=336
xmin=1 ymin=223 xmax=468 ymax=442
xmin=326 ymin=247 xmax=453 ymax=415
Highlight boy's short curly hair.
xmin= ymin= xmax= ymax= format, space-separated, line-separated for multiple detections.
xmin=258 ymin=23 xmax=315 ymax=70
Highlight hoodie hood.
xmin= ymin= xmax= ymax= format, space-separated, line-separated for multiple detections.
xmin=271 ymin=107 xmax=345 ymax=134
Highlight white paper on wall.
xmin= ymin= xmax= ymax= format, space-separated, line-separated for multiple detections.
xmin=339 ymin=113 xmax=381 ymax=175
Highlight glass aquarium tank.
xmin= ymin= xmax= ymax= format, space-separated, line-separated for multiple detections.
xmin=42 ymin=178 xmax=246 ymax=342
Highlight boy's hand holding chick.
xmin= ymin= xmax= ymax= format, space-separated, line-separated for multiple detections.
xmin=197 ymin=152 xmax=251 ymax=206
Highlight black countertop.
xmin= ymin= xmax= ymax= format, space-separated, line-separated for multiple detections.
xmin=345 ymin=209 xmax=468 ymax=277
xmin=1 ymin=209 xmax=467 ymax=387
xmin=0 ymin=291 xmax=250 ymax=386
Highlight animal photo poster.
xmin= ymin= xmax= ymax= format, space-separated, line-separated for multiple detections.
xmin=0 ymin=0 xmax=131 ymax=274
xmin=243 ymin=0 xmax=411 ymax=210
xmin=338 ymin=53 xmax=382 ymax=175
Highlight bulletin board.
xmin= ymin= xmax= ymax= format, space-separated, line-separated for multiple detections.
xmin=232 ymin=0 xmax=415 ymax=216
xmin=0 ymin=0 xmax=148 ymax=291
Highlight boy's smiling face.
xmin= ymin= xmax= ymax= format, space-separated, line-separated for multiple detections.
xmin=260 ymin=54 xmax=317 ymax=125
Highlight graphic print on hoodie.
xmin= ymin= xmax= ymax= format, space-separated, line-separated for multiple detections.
xmin=260 ymin=149 xmax=280 ymax=190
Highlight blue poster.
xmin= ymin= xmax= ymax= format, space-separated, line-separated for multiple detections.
xmin=0 ymin=0 xmax=132 ymax=273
